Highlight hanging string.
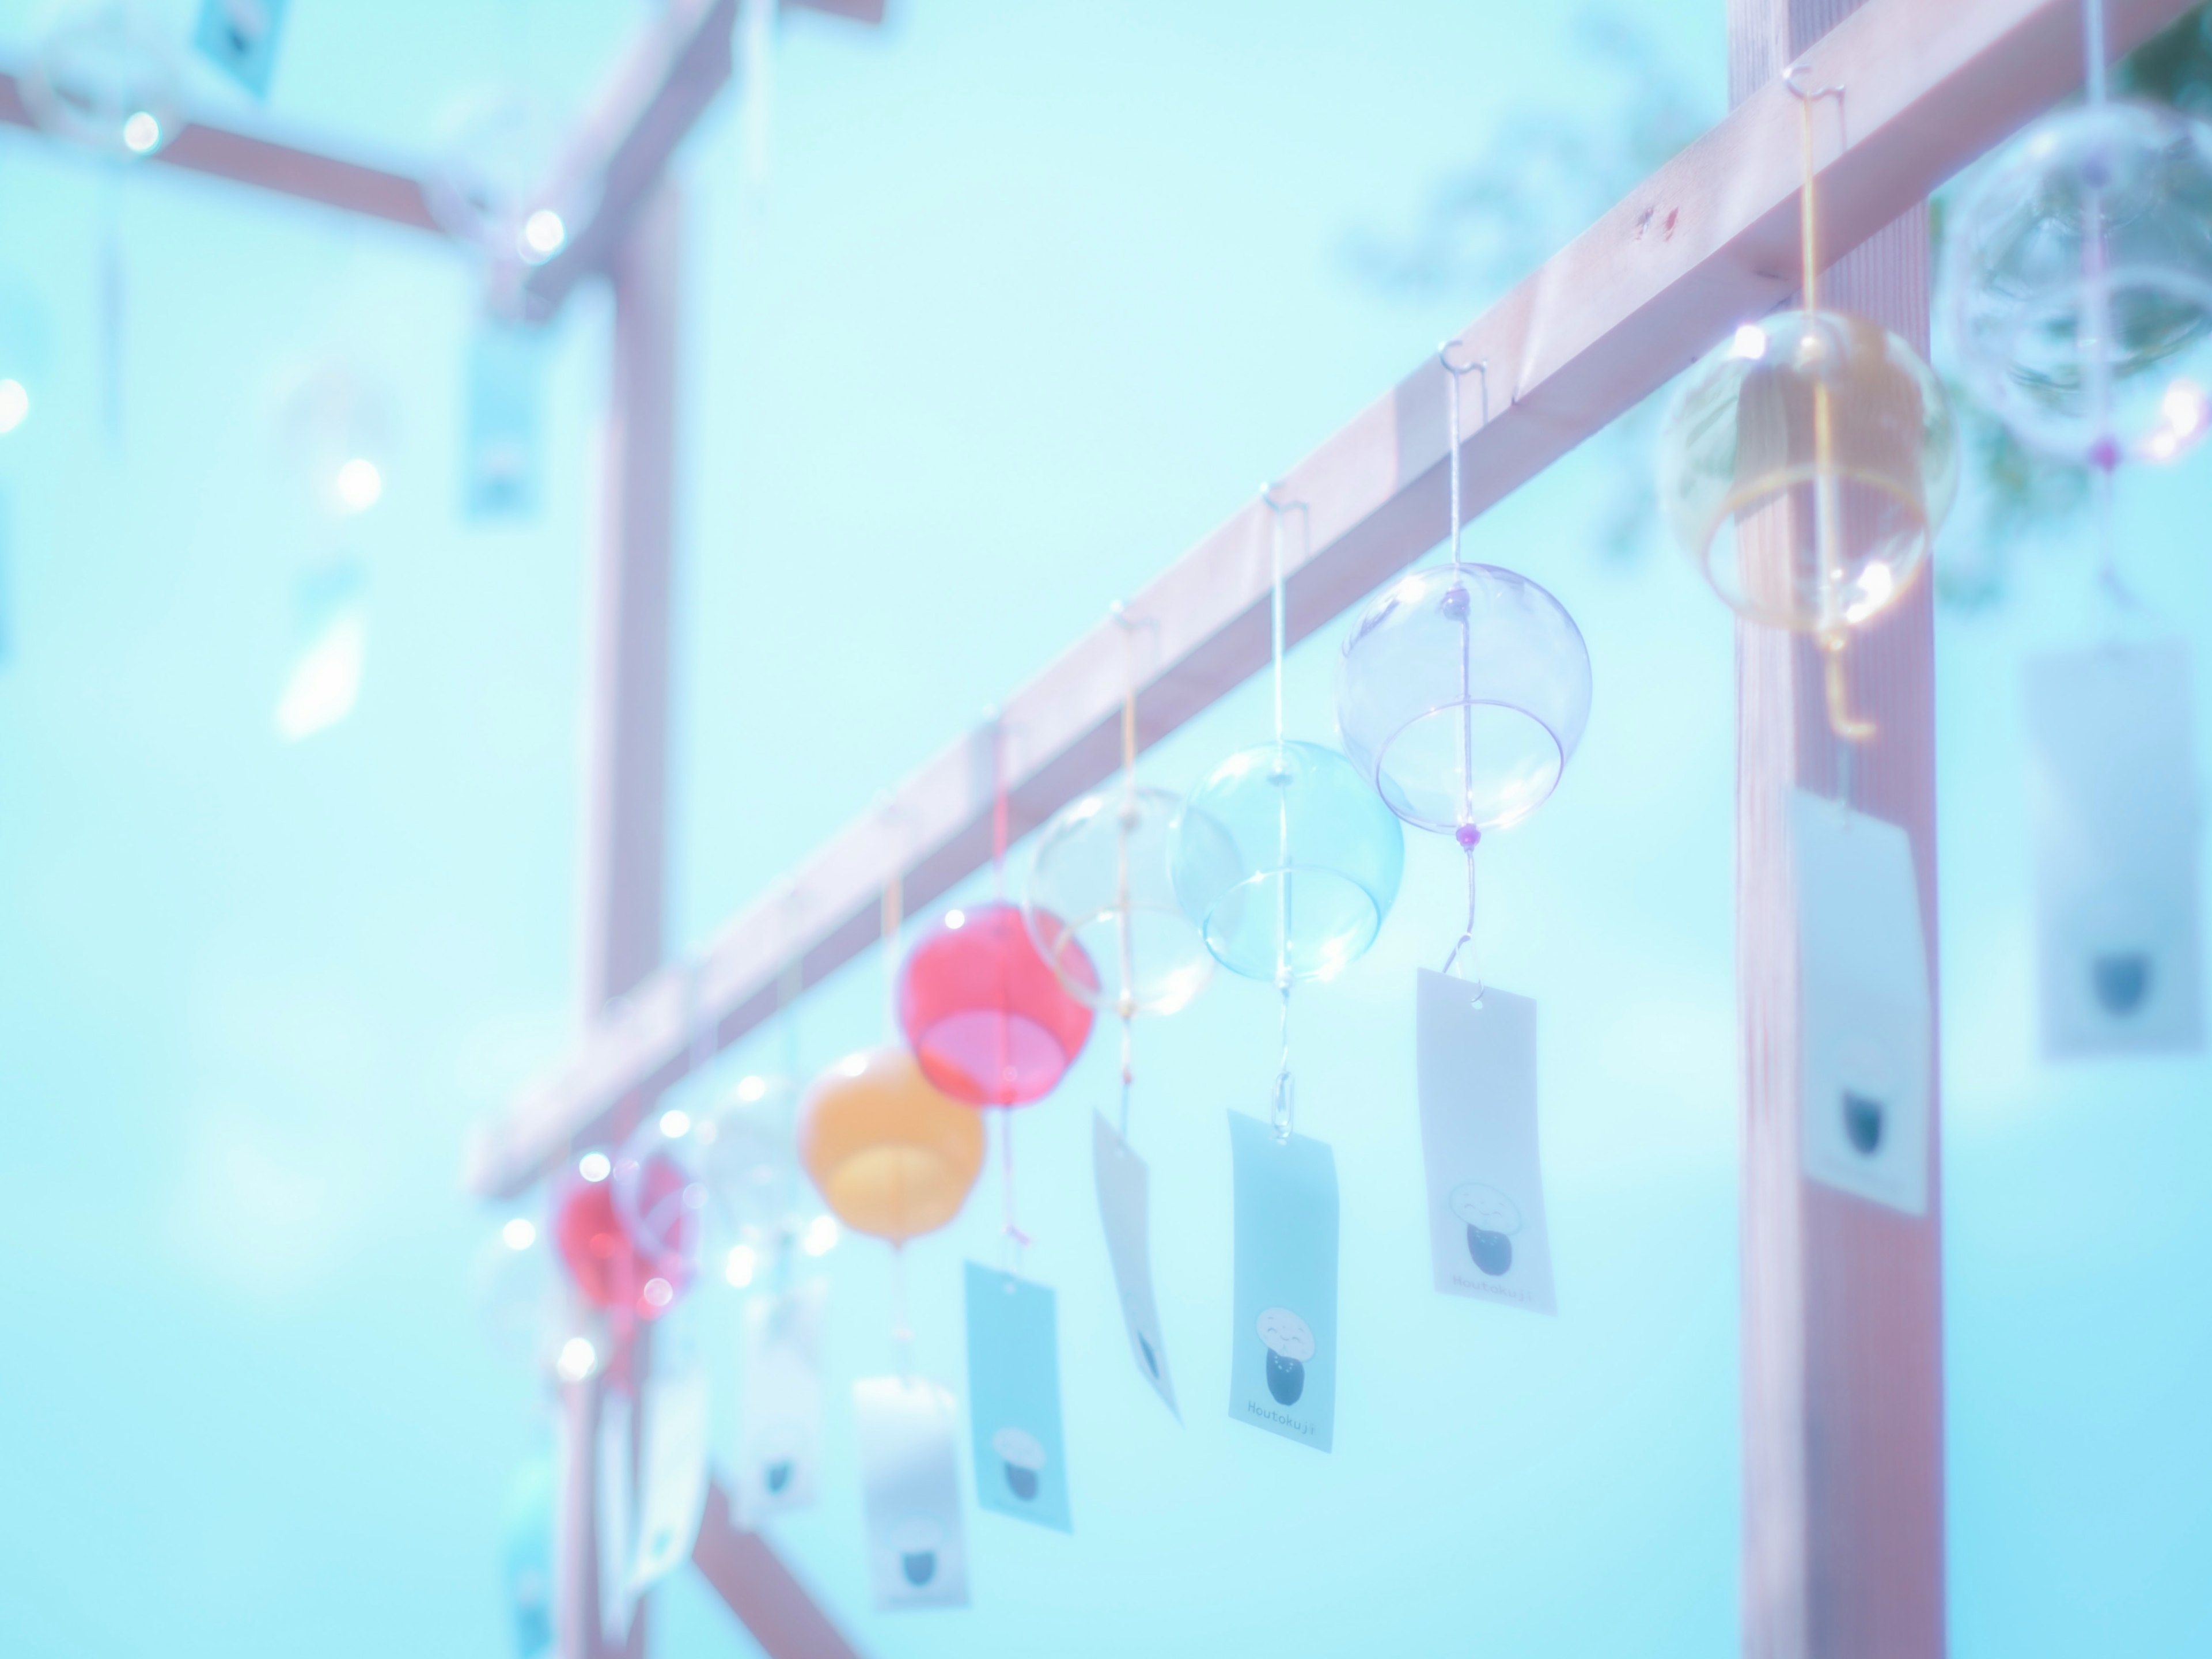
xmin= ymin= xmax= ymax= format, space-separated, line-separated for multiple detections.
xmin=889 ymin=1239 xmax=913 ymax=1378
xmin=880 ymin=865 xmax=902 ymax=1040
xmin=998 ymin=1108 xmax=1030 ymax=1266
xmin=988 ymin=707 xmax=1010 ymax=899
xmin=1784 ymin=65 xmax=1873 ymax=749
xmin=741 ymin=0 xmax=777 ymax=190
xmin=1438 ymin=346 xmax=1488 ymax=988
xmin=2076 ymin=0 xmax=2137 ymax=612
xmin=2084 ymin=0 xmax=2109 ymax=105
xmin=686 ymin=956 xmax=714 ymax=1081
xmin=1260 ymin=490 xmax=1306 ymax=1142
xmin=1109 ymin=603 xmax=1142 ymax=1142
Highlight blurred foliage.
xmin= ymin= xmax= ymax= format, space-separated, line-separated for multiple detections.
xmin=1351 ymin=3 xmax=2212 ymax=603
xmin=1344 ymin=11 xmax=1710 ymax=563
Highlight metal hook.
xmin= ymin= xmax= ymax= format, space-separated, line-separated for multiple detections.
xmin=1820 ymin=632 xmax=1878 ymax=746
xmin=1437 ymin=342 xmax=1490 ymax=427
xmin=1781 ymin=62 xmax=1844 ymax=104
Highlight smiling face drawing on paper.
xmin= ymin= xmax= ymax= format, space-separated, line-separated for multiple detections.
xmin=1257 ymin=1307 xmax=1314 ymax=1406
xmin=1449 ymin=1182 xmax=1522 ymax=1277
xmin=990 ymin=1426 xmax=1047 ymax=1501
xmin=890 ymin=1516 xmax=945 ymax=1589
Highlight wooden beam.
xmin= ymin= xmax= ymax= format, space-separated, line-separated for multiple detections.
xmin=502 ymin=0 xmax=885 ymax=321
xmin=0 ymin=70 xmax=445 ymax=233
xmin=691 ymin=1479 xmax=865 ymax=1659
xmin=468 ymin=0 xmax=2199 ymax=1198
xmin=1729 ymin=5 xmax=1948 ymax=1655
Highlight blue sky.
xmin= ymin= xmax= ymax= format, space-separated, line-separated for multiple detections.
xmin=0 ymin=2 xmax=2205 ymax=1657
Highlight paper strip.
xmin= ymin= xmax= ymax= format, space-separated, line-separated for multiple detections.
xmin=963 ymin=1264 xmax=1072 ymax=1532
xmin=1415 ymin=971 xmax=1557 ymax=1312
xmin=502 ymin=1450 xmax=556 ymax=1659
xmin=1790 ymin=789 xmax=1932 ymax=1215
xmin=595 ymin=1387 xmax=636 ymax=1644
xmin=628 ymin=1364 xmax=710 ymax=1593
xmin=734 ymin=1282 xmax=825 ymax=1527
xmin=854 ymin=1375 xmax=968 ymax=1610
xmin=1092 ymin=1112 xmax=1179 ymax=1416
xmin=464 ymin=321 xmax=546 ymax=520
xmin=1228 ymin=1111 xmax=1338 ymax=1452
xmin=194 ymin=0 xmax=291 ymax=99
xmin=2025 ymin=641 xmax=2204 ymax=1057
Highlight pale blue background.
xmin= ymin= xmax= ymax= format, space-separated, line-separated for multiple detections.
xmin=0 ymin=1 xmax=2205 ymax=1656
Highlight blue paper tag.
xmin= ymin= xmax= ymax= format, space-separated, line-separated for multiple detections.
xmin=963 ymin=1263 xmax=1072 ymax=1531
xmin=193 ymin=0 xmax=291 ymax=99
xmin=501 ymin=1451 xmax=556 ymax=1659
xmin=465 ymin=321 xmax=547 ymax=520
xmin=1093 ymin=1113 xmax=1179 ymax=1416
xmin=1228 ymin=1112 xmax=1338 ymax=1452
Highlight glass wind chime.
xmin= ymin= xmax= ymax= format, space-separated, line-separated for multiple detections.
xmin=1026 ymin=610 xmax=1213 ymax=1414
xmin=1336 ymin=350 xmax=1591 ymax=984
xmin=1659 ymin=66 xmax=1959 ymax=748
xmin=1944 ymin=0 xmax=2212 ymax=576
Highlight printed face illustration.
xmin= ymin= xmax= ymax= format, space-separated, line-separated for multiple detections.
xmin=752 ymin=1426 xmax=801 ymax=1499
xmin=1257 ymin=1307 xmax=1314 ymax=1406
xmin=1832 ymin=1034 xmax=1901 ymax=1161
xmin=1448 ymin=1183 xmax=1521 ymax=1276
xmin=2093 ymin=952 xmax=2152 ymax=1017
xmin=991 ymin=1427 xmax=1047 ymax=1501
xmin=889 ymin=1517 xmax=944 ymax=1589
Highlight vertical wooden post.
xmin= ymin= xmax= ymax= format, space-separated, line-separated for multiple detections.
xmin=560 ymin=180 xmax=684 ymax=1659
xmin=1730 ymin=5 xmax=1946 ymax=1658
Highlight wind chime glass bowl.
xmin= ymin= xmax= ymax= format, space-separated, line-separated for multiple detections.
xmin=1168 ymin=740 xmax=1404 ymax=984
xmin=1025 ymin=784 xmax=1213 ymax=1018
xmin=896 ymin=900 xmax=1097 ymax=1107
xmin=797 ymin=1047 xmax=984 ymax=1244
xmin=1657 ymin=309 xmax=1958 ymax=634
xmin=694 ymin=1073 xmax=802 ymax=1247
xmin=1945 ymin=100 xmax=2212 ymax=464
xmin=1334 ymin=562 xmax=1592 ymax=835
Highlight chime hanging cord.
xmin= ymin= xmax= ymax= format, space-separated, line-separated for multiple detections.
xmin=881 ymin=869 xmax=915 ymax=1375
xmin=2080 ymin=0 xmax=2134 ymax=611
xmin=775 ymin=952 xmax=802 ymax=1290
xmin=1264 ymin=490 xmax=1296 ymax=1142
xmin=1789 ymin=72 xmax=1874 ymax=749
xmin=987 ymin=712 xmax=1031 ymax=1262
xmin=1438 ymin=347 xmax=1484 ymax=989
xmin=1112 ymin=605 xmax=1141 ymax=1142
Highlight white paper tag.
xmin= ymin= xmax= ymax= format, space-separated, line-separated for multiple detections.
xmin=854 ymin=1375 xmax=968 ymax=1611
xmin=2025 ymin=641 xmax=2204 ymax=1057
xmin=734 ymin=1282 xmax=825 ymax=1527
xmin=1790 ymin=790 xmax=1931 ymax=1215
xmin=1415 ymin=971 xmax=1556 ymax=1313
xmin=595 ymin=1388 xmax=636 ymax=1644
xmin=1092 ymin=1113 xmax=1179 ymax=1417
xmin=628 ymin=1364 xmax=710 ymax=1593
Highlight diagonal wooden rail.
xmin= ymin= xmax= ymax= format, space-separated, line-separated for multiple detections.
xmin=471 ymin=0 xmax=2196 ymax=1199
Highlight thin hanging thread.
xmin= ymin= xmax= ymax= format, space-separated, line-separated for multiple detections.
xmin=988 ymin=709 xmax=1010 ymax=899
xmin=1438 ymin=346 xmax=1488 ymax=987
xmin=1786 ymin=66 xmax=1873 ymax=749
xmin=879 ymin=866 xmax=915 ymax=1373
xmin=985 ymin=709 xmax=1029 ymax=1259
xmin=2078 ymin=0 xmax=2137 ymax=611
xmin=1110 ymin=604 xmax=1142 ymax=1142
xmin=687 ymin=956 xmax=714 ymax=1080
xmin=1260 ymin=490 xmax=1307 ymax=1142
